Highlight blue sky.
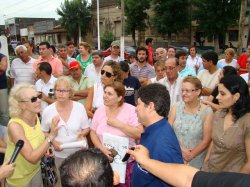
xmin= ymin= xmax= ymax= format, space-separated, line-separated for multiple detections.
xmin=0 ymin=0 xmax=91 ymax=25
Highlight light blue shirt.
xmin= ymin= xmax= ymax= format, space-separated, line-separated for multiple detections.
xmin=179 ymin=66 xmax=196 ymax=78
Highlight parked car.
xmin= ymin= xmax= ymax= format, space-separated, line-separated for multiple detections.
xmin=103 ymin=46 xmax=136 ymax=59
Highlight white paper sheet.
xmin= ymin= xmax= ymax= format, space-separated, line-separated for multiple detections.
xmin=103 ymin=133 xmax=129 ymax=184
xmin=60 ymin=140 xmax=88 ymax=149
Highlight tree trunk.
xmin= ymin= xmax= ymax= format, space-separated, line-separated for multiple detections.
xmin=237 ymin=0 xmax=247 ymax=57
xmin=167 ymin=32 xmax=172 ymax=46
xmin=214 ymin=34 xmax=220 ymax=53
xmin=132 ymin=29 xmax=136 ymax=47
xmin=137 ymin=30 xmax=145 ymax=47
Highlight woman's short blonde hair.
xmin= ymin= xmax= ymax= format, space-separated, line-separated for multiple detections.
xmin=79 ymin=42 xmax=92 ymax=54
xmin=54 ymin=76 xmax=74 ymax=98
xmin=225 ymin=48 xmax=235 ymax=57
xmin=9 ymin=83 xmax=36 ymax=118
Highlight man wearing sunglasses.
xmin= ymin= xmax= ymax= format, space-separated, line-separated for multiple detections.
xmin=69 ymin=61 xmax=94 ymax=105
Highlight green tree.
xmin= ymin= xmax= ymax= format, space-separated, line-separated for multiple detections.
xmin=193 ymin=0 xmax=241 ymax=51
xmin=152 ymin=0 xmax=190 ymax=44
xmin=57 ymin=0 xmax=91 ymax=44
xmin=117 ymin=0 xmax=150 ymax=46
xmin=101 ymin=31 xmax=116 ymax=49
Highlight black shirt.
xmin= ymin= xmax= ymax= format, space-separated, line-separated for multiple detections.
xmin=192 ymin=171 xmax=250 ymax=187
xmin=0 ymin=53 xmax=7 ymax=89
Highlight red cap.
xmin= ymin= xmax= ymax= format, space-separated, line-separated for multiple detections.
xmin=69 ymin=61 xmax=81 ymax=70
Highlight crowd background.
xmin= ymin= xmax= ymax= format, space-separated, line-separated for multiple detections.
xmin=0 ymin=38 xmax=250 ymax=186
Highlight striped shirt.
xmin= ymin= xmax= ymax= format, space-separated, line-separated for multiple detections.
xmin=10 ymin=57 xmax=36 ymax=85
xmin=130 ymin=62 xmax=155 ymax=79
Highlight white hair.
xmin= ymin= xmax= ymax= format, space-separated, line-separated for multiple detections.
xmin=15 ymin=45 xmax=27 ymax=54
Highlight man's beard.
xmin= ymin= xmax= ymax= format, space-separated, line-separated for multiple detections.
xmin=138 ymin=58 xmax=146 ymax=63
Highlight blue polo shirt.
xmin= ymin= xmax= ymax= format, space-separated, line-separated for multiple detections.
xmin=131 ymin=118 xmax=183 ymax=187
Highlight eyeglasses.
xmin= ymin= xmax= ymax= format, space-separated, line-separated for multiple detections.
xmin=101 ymin=70 xmax=114 ymax=78
xmin=19 ymin=94 xmax=42 ymax=103
xmin=55 ymin=89 xmax=70 ymax=93
xmin=165 ymin=66 xmax=176 ymax=71
xmin=181 ymin=89 xmax=198 ymax=93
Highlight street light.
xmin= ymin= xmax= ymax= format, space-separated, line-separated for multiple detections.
xmin=97 ymin=0 xmax=100 ymax=50
xmin=120 ymin=0 xmax=125 ymax=59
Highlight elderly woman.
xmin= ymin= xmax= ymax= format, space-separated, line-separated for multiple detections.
xmin=168 ymin=76 xmax=213 ymax=168
xmin=76 ymin=41 xmax=92 ymax=73
xmin=85 ymin=60 xmax=122 ymax=119
xmin=202 ymin=75 xmax=250 ymax=173
xmin=41 ymin=76 xmax=89 ymax=185
xmin=90 ymin=81 xmax=143 ymax=186
xmin=217 ymin=48 xmax=238 ymax=68
xmin=4 ymin=83 xmax=59 ymax=187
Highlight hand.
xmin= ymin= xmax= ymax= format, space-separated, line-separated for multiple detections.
xmin=52 ymin=139 xmax=63 ymax=152
xmin=181 ymin=147 xmax=192 ymax=162
xmin=49 ymin=115 xmax=61 ymax=138
xmin=107 ymin=117 xmax=121 ymax=129
xmin=128 ymin=145 xmax=150 ymax=166
xmin=0 ymin=161 xmax=15 ymax=179
xmin=101 ymin=147 xmax=113 ymax=162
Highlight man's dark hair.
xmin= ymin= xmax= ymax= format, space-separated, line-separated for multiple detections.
xmin=175 ymin=50 xmax=187 ymax=59
xmin=201 ymin=51 xmax=218 ymax=65
xmin=38 ymin=62 xmax=52 ymax=75
xmin=92 ymin=50 xmax=104 ymax=58
xmin=66 ymin=41 xmax=75 ymax=46
xmin=60 ymin=148 xmax=113 ymax=187
xmin=39 ymin=41 xmax=51 ymax=49
xmin=137 ymin=83 xmax=170 ymax=117
xmin=119 ymin=61 xmax=130 ymax=72
xmin=136 ymin=46 xmax=149 ymax=61
xmin=58 ymin=44 xmax=66 ymax=49
xmin=145 ymin=38 xmax=153 ymax=45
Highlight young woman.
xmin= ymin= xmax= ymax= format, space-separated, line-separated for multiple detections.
xmin=76 ymin=42 xmax=92 ymax=73
xmin=202 ymin=75 xmax=250 ymax=173
xmin=168 ymin=76 xmax=213 ymax=168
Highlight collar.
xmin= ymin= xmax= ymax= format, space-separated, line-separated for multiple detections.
xmin=143 ymin=118 xmax=166 ymax=135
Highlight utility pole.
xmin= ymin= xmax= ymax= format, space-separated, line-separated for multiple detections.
xmin=97 ymin=0 xmax=100 ymax=50
xmin=120 ymin=0 xmax=125 ymax=59
xmin=237 ymin=0 xmax=247 ymax=56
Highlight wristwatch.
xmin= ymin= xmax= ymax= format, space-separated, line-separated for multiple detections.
xmin=46 ymin=137 xmax=52 ymax=144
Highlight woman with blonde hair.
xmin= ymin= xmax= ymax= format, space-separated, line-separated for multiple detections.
xmin=5 ymin=83 xmax=59 ymax=187
xmin=168 ymin=76 xmax=213 ymax=168
xmin=76 ymin=41 xmax=92 ymax=73
xmin=217 ymin=48 xmax=238 ymax=68
xmin=41 ymin=76 xmax=89 ymax=185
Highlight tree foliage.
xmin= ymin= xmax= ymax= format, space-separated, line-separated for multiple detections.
xmin=152 ymin=0 xmax=190 ymax=40
xmin=101 ymin=31 xmax=116 ymax=49
xmin=57 ymin=0 xmax=91 ymax=42
xmin=192 ymin=0 xmax=241 ymax=36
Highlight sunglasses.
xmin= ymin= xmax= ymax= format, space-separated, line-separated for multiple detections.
xmin=101 ymin=70 xmax=114 ymax=78
xmin=20 ymin=93 xmax=42 ymax=103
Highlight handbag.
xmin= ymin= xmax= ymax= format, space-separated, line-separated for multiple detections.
xmin=40 ymin=156 xmax=57 ymax=187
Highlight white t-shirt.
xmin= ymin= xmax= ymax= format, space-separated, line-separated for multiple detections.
xmin=10 ymin=57 xmax=36 ymax=85
xmin=159 ymin=76 xmax=183 ymax=106
xmin=103 ymin=55 xmax=124 ymax=63
xmin=197 ymin=69 xmax=221 ymax=89
xmin=84 ymin=63 xmax=102 ymax=84
xmin=92 ymin=83 xmax=104 ymax=109
xmin=217 ymin=59 xmax=237 ymax=68
xmin=35 ymin=76 xmax=57 ymax=114
xmin=150 ymin=77 xmax=164 ymax=84
xmin=241 ymin=73 xmax=249 ymax=83
xmin=41 ymin=101 xmax=89 ymax=158
xmin=186 ymin=55 xmax=202 ymax=73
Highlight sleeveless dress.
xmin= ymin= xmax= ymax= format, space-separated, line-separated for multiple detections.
xmin=172 ymin=101 xmax=212 ymax=168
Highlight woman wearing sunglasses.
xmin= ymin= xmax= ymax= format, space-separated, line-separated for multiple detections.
xmin=85 ymin=60 xmax=123 ymax=119
xmin=4 ymin=83 xmax=59 ymax=187
xmin=41 ymin=76 xmax=90 ymax=186
xmin=168 ymin=76 xmax=213 ymax=169
xmin=90 ymin=81 xmax=143 ymax=187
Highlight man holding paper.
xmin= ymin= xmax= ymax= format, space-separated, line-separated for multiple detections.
xmin=132 ymin=83 xmax=183 ymax=187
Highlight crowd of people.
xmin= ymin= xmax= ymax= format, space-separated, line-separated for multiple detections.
xmin=0 ymin=37 xmax=250 ymax=187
